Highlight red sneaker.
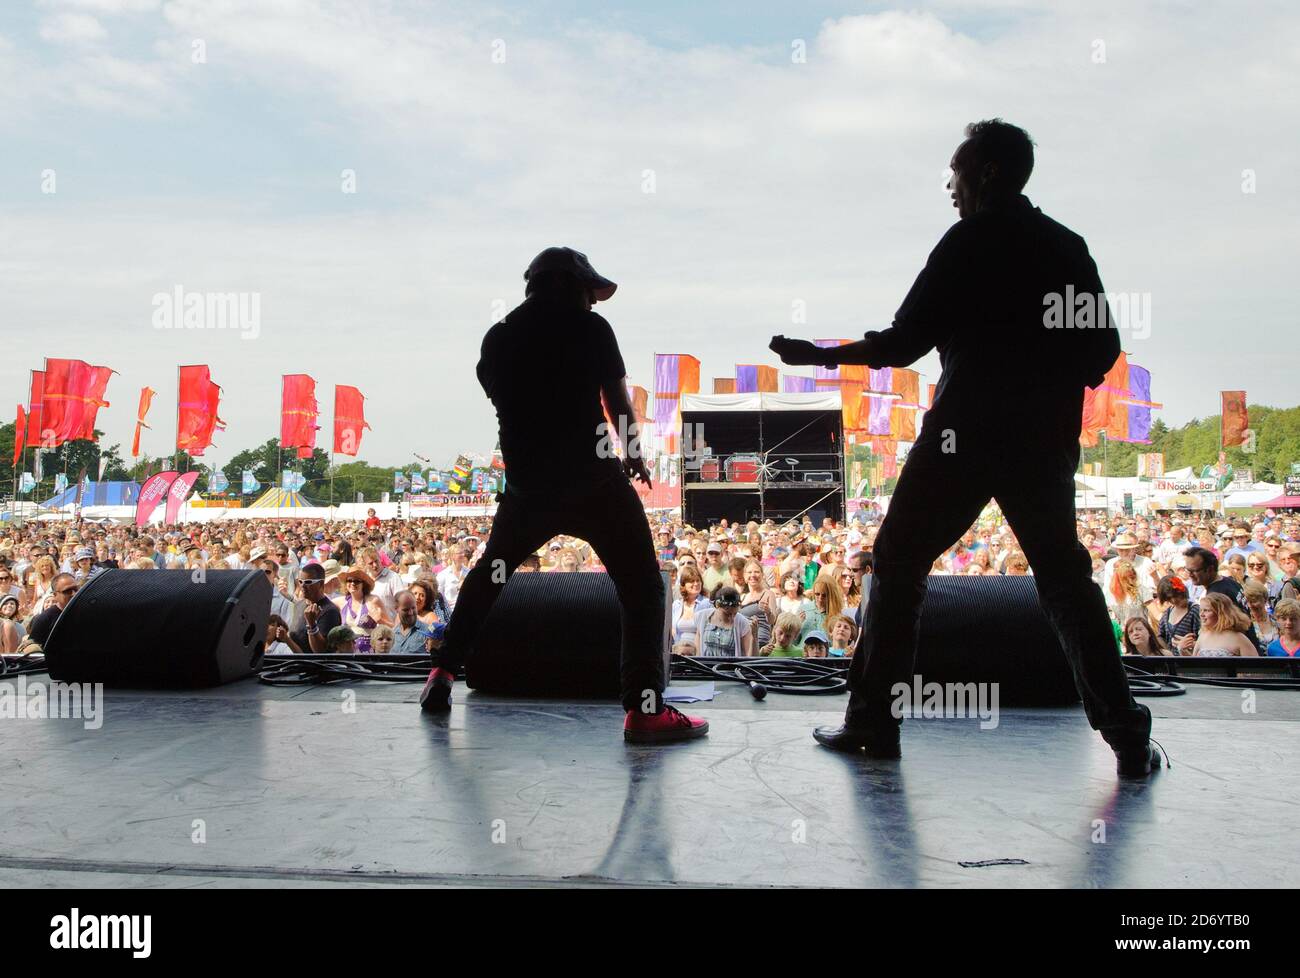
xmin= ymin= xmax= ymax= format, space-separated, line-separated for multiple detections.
xmin=624 ymin=705 xmax=710 ymax=744
xmin=419 ymin=667 xmax=456 ymax=712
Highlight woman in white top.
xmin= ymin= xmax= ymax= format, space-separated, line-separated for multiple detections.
xmin=777 ymin=571 xmax=814 ymax=620
xmin=671 ymin=566 xmax=712 ymax=649
xmin=1242 ymin=578 xmax=1277 ymax=648
xmin=693 ymin=587 xmax=755 ymax=657
xmin=1193 ymin=593 xmax=1259 ymax=657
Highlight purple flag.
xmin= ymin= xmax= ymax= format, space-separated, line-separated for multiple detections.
xmin=783 ymin=376 xmax=815 ymax=393
xmin=736 ymin=365 xmax=758 ymax=393
xmin=1123 ymin=364 xmax=1153 ymax=443
xmin=867 ymin=367 xmax=893 ymax=435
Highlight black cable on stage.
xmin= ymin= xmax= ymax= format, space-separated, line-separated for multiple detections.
xmin=1124 ymin=661 xmax=1300 ymax=693
xmin=257 ymin=655 xmax=435 ymax=686
xmin=672 ymin=653 xmax=849 ymax=696
xmin=0 ymin=653 xmax=48 ymax=678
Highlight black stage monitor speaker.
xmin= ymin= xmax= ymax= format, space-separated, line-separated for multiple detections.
xmin=467 ymin=571 xmax=672 ymax=697
xmin=44 ymin=569 xmax=270 ymax=688
xmin=914 ymin=575 xmax=1080 ymax=706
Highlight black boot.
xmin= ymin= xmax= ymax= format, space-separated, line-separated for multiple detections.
xmin=1115 ymin=742 xmax=1163 ymax=778
xmin=812 ymin=724 xmax=901 ymax=758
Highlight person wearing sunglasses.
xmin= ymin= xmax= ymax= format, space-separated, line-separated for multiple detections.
xmin=26 ymin=573 xmax=79 ymax=649
xmin=0 ymin=569 xmax=19 ymax=603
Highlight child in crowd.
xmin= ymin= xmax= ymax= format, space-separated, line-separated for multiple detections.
xmin=1266 ymin=599 xmax=1300 ymax=657
xmin=760 ymin=612 xmax=804 ymax=658
xmin=825 ymin=614 xmax=856 ymax=657
xmin=801 ymin=630 xmax=830 ymax=659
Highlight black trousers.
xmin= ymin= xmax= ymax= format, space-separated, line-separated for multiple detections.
xmin=846 ymin=419 xmax=1151 ymax=750
xmin=435 ymin=469 xmax=667 ymax=714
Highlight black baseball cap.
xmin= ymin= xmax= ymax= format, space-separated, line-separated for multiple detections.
xmin=524 ymin=247 xmax=617 ymax=301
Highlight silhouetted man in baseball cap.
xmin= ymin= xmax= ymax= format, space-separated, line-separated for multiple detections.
xmin=419 ymin=247 xmax=709 ymax=744
xmin=772 ymin=119 xmax=1158 ymax=777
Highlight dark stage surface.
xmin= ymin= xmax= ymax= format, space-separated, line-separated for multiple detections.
xmin=2 ymin=677 xmax=1296 ymax=888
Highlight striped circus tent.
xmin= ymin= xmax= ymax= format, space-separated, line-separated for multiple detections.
xmin=247 ymin=487 xmax=311 ymax=509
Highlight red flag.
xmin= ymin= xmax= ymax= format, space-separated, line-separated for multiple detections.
xmin=42 ymin=358 xmax=114 ymax=446
xmin=280 ymin=375 xmax=318 ymax=454
xmin=132 ymin=387 xmax=156 ymax=458
xmin=135 ymin=472 xmax=178 ymax=527
xmin=26 ymin=371 xmax=44 ymax=450
xmin=1221 ymin=391 xmax=1248 ymax=448
xmin=176 ymin=366 xmax=225 ymax=457
xmin=13 ymin=405 xmax=25 ymax=466
xmin=164 ymin=471 xmax=201 ymax=523
xmin=333 ymin=385 xmax=370 ymax=456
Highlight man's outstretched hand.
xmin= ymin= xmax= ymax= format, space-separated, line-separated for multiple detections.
xmin=769 ymin=335 xmax=825 ymax=367
xmin=624 ymin=456 xmax=653 ymax=487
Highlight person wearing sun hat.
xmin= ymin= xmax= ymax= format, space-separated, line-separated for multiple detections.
xmin=1103 ymin=532 xmax=1156 ymax=595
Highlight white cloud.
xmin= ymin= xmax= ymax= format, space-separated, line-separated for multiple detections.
xmin=2 ymin=1 xmax=1297 ymax=467
xmin=38 ymin=12 xmax=108 ymax=45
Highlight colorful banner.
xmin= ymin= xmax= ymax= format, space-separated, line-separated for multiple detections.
xmin=735 ymin=365 xmax=778 ymax=393
xmin=176 ymin=366 xmax=224 ymax=457
xmin=333 ymin=385 xmax=370 ymax=457
xmin=42 ymin=358 xmax=114 ymax=446
xmin=1137 ymin=453 xmax=1165 ymax=478
xmin=653 ymin=354 xmax=700 ymax=453
xmin=26 ymin=370 xmax=45 ymax=450
xmin=242 ymin=470 xmax=261 ymax=494
xmin=280 ymin=375 xmax=319 ymax=457
xmin=890 ymin=368 xmax=921 ymax=443
xmin=714 ymin=378 xmax=736 ymax=394
xmin=54 ymin=473 xmax=68 ymax=495
xmin=867 ymin=367 xmax=893 ymax=435
xmin=164 ymin=471 xmax=201 ymax=523
xmin=12 ymin=405 xmax=24 ymax=466
xmin=1080 ymin=352 xmax=1127 ymax=447
xmin=1119 ymin=364 xmax=1154 ymax=444
xmin=410 ymin=470 xmax=426 ymax=491
xmin=783 ymin=376 xmax=816 ymax=393
xmin=132 ymin=386 xmax=156 ymax=458
xmin=282 ymin=471 xmax=307 ymax=492
xmin=209 ymin=469 xmax=229 ymax=493
xmin=393 ymin=471 xmax=410 ymax=494
xmin=135 ymin=472 xmax=178 ymax=527
xmin=1221 ymin=391 xmax=1248 ymax=447
xmin=18 ymin=472 xmax=35 ymax=493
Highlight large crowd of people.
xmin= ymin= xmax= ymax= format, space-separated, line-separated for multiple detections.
xmin=2 ymin=505 xmax=1298 ymax=660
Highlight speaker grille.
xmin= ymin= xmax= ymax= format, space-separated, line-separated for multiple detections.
xmin=467 ymin=571 xmax=671 ymax=696
xmin=44 ymin=569 xmax=271 ymax=688
xmin=915 ymin=575 xmax=1079 ymax=706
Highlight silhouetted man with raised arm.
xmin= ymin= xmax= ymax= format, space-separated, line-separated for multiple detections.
xmin=771 ymin=119 xmax=1159 ymax=777
xmin=419 ymin=247 xmax=709 ymax=744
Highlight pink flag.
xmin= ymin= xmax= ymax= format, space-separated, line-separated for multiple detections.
xmin=136 ymin=472 xmax=179 ymax=527
xmin=164 ymin=471 xmax=201 ymax=524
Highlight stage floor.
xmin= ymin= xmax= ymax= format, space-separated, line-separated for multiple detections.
xmin=2 ymin=675 xmax=1296 ymax=888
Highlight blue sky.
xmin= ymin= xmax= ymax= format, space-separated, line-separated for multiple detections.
xmin=0 ymin=1 xmax=1295 ymax=470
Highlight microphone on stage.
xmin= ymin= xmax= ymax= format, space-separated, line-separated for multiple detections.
xmin=749 ymin=681 xmax=767 ymax=701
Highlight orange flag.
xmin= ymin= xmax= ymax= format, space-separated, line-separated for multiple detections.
xmin=1221 ymin=391 xmax=1248 ymax=447
xmin=131 ymin=387 xmax=156 ymax=458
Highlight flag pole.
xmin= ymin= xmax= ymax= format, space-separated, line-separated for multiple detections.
xmin=277 ymin=375 xmax=284 ymax=518
xmin=174 ymin=365 xmax=180 ymax=474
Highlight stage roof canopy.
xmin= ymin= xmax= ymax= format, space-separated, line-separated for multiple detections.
xmin=680 ymin=391 xmax=841 ymax=412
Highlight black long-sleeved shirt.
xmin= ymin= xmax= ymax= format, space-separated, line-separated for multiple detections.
xmin=863 ymin=195 xmax=1119 ymax=440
